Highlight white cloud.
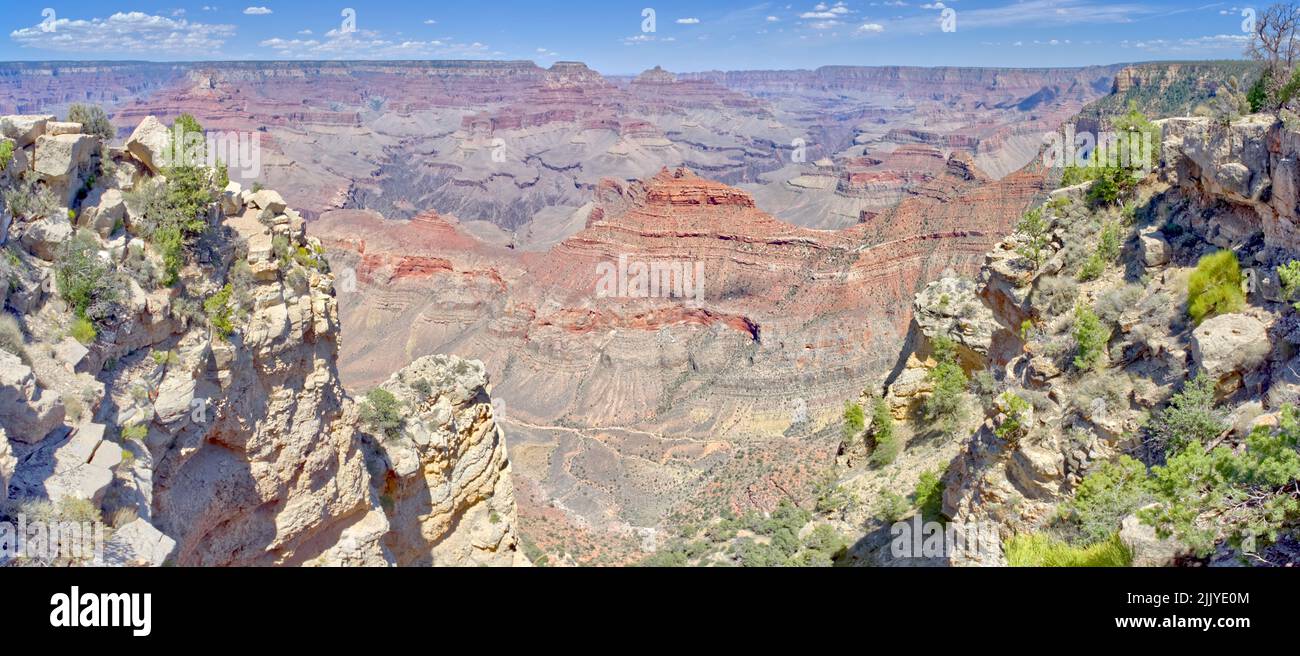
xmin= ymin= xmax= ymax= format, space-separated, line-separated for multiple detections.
xmin=243 ymin=6 xmax=272 ymax=15
xmin=10 ymin=11 xmax=236 ymax=54
xmin=259 ymin=27 xmax=492 ymax=59
xmin=423 ymin=19 xmax=437 ymax=25
xmin=676 ymin=18 xmax=701 ymax=24
xmin=856 ymin=22 xmax=885 ymax=33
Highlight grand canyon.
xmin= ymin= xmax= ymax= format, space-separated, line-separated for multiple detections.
xmin=4 ymin=1 xmax=1300 ymax=577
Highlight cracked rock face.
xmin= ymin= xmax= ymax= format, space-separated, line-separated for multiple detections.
xmin=0 ymin=114 xmax=524 ymax=568
xmin=367 ymin=355 xmax=526 ymax=567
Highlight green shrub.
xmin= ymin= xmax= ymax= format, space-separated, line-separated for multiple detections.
xmin=67 ymin=104 xmax=116 ymax=141
xmin=1064 ymin=456 xmax=1152 ymax=544
xmin=2 ymin=180 xmax=60 ymax=220
xmin=55 ymin=229 xmax=121 ymax=325
xmin=0 ymin=139 xmax=13 ymax=171
xmin=1005 ymin=532 xmax=1132 ymax=567
xmin=914 ymin=469 xmax=945 ymax=522
xmin=204 ymin=283 xmax=235 ymax=340
xmin=1248 ymin=74 xmax=1269 ymax=113
xmin=69 ymin=316 xmax=96 ymax=344
xmin=360 ymin=388 xmax=404 ymax=440
xmin=1097 ymin=220 xmax=1123 ymax=263
xmin=1279 ymin=260 xmax=1300 ymax=311
xmin=1032 ymin=275 xmax=1078 ymax=316
xmin=1142 ymin=405 xmax=1300 ymax=557
xmin=923 ymin=336 xmax=968 ymax=436
xmin=411 ymin=378 xmax=433 ymax=398
xmin=120 ymin=424 xmax=148 ymax=441
xmin=1096 ymin=283 xmax=1143 ymax=325
xmin=1015 ymin=206 xmax=1051 ymax=269
xmin=842 ymin=400 xmax=865 ymax=439
xmin=1077 ymin=252 xmax=1105 ymax=282
xmin=1149 ymin=373 xmax=1226 ymax=455
xmin=813 ymin=474 xmax=853 ymax=514
xmin=869 ymin=397 xmax=899 ymax=466
xmin=1072 ymin=303 xmax=1110 ymax=372
xmin=876 ymin=490 xmax=910 ymax=524
xmin=994 ymin=391 xmax=1032 ymax=441
xmin=1187 ymin=250 xmax=1243 ymax=324
xmin=124 ymin=144 xmax=219 ymax=287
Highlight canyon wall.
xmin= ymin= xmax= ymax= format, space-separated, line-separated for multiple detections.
xmin=0 ymin=114 xmax=520 ymax=567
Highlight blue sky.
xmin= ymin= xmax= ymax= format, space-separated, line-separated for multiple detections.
xmin=0 ymin=1 xmax=1259 ymax=73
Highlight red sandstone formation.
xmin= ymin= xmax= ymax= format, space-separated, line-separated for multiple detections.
xmin=316 ymin=161 xmax=1049 ymax=545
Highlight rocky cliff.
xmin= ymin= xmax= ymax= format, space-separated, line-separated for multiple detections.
xmin=0 ymin=113 xmax=521 ymax=567
xmin=841 ymin=111 xmax=1300 ymax=567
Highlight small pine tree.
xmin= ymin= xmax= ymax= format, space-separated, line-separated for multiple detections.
xmin=1015 ymin=207 xmax=1051 ymax=269
xmin=1072 ymin=303 xmax=1110 ymax=372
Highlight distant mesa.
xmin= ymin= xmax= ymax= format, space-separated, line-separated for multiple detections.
xmin=635 ymin=66 xmax=679 ymax=85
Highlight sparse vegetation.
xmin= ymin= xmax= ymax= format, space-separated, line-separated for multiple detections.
xmin=3 ymin=179 xmax=61 ymax=220
xmin=1071 ymin=303 xmax=1110 ymax=372
xmin=914 ymin=469 xmax=945 ymax=522
xmin=1033 ymin=275 xmax=1079 ymax=316
xmin=360 ymin=388 xmax=404 ymax=441
xmin=994 ymin=391 xmax=1032 ymax=441
xmin=1061 ymin=455 xmax=1153 ymax=545
xmin=1004 ymin=532 xmax=1132 ymax=567
xmin=842 ymin=400 xmax=865 ymax=440
xmin=55 ymin=229 xmax=123 ymax=328
xmin=1015 ymin=206 xmax=1051 ymax=269
xmin=876 ymin=490 xmax=910 ymax=524
xmin=67 ymin=103 xmax=116 ymax=141
xmin=922 ymin=336 xmax=968 ymax=436
xmin=1143 ymin=405 xmax=1300 ymax=558
xmin=1148 ymin=373 xmax=1227 ymax=455
xmin=869 ymin=397 xmax=899 ymax=466
xmin=1187 ymin=250 xmax=1244 ymax=325
xmin=120 ymin=424 xmax=148 ymax=441
xmin=0 ymin=313 xmax=28 ymax=363
xmin=203 ymin=283 xmax=236 ymax=340
xmin=1279 ymin=259 xmax=1300 ymax=311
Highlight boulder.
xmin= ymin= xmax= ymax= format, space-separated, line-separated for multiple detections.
xmin=1138 ymin=227 xmax=1170 ymax=267
xmin=221 ymin=181 xmax=244 ymax=215
xmin=20 ymin=217 xmax=73 ymax=261
xmin=33 ymin=133 xmax=96 ymax=180
xmin=40 ymin=424 xmax=114 ymax=504
xmin=247 ymin=189 xmax=287 ymax=215
xmin=0 ymin=350 xmax=66 ymax=443
xmin=1120 ymin=511 xmax=1184 ymax=567
xmin=54 ymin=337 xmax=90 ymax=372
xmin=1191 ymin=313 xmax=1270 ymax=394
xmin=46 ymin=121 xmax=83 ymax=137
xmin=913 ymin=276 xmax=1000 ymax=370
xmin=0 ymin=114 xmax=54 ymax=147
xmin=125 ymin=116 xmax=172 ymax=174
xmin=103 ymin=519 xmax=177 ymax=567
xmin=79 ymin=188 xmax=126 ymax=238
